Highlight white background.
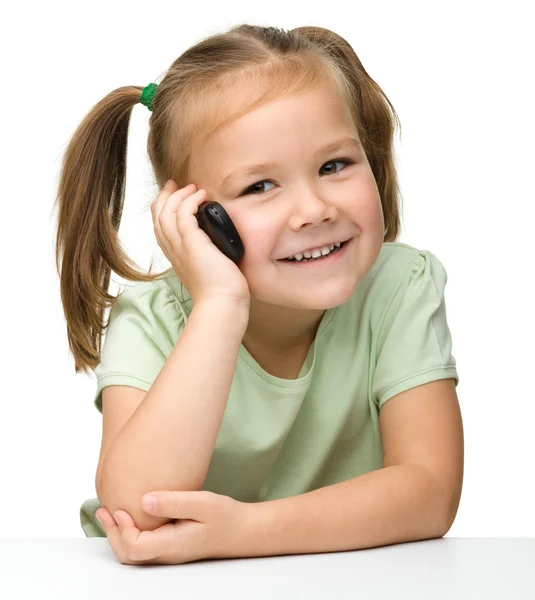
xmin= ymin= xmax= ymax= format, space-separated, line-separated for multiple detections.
xmin=1 ymin=0 xmax=533 ymax=538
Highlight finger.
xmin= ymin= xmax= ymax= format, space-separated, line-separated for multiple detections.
xmin=155 ymin=185 xmax=198 ymax=250
xmin=154 ymin=181 xmax=195 ymax=226
xmin=97 ymin=508 xmax=118 ymax=534
xmin=97 ymin=510 xmax=131 ymax=564
xmin=96 ymin=508 xmax=115 ymax=530
xmin=159 ymin=186 xmax=204 ymax=243
xmin=114 ymin=511 xmax=168 ymax=563
xmin=152 ymin=180 xmax=182 ymax=241
xmin=153 ymin=179 xmax=178 ymax=223
xmin=110 ymin=512 xmax=156 ymax=564
xmin=142 ymin=490 xmax=212 ymax=522
xmin=175 ymin=189 xmax=208 ymax=242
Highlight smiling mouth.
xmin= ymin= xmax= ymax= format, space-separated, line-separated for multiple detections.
xmin=278 ymin=238 xmax=351 ymax=262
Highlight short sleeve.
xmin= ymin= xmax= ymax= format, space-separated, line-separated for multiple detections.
xmin=92 ymin=282 xmax=185 ymax=414
xmin=372 ymin=249 xmax=459 ymax=410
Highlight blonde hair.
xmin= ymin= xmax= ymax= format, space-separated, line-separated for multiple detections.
xmin=53 ymin=24 xmax=403 ymax=375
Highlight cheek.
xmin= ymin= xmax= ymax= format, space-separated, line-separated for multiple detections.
xmin=234 ymin=214 xmax=277 ymax=259
xmin=236 ymin=233 xmax=283 ymax=283
xmin=357 ymin=201 xmax=382 ymax=224
xmin=345 ymin=175 xmax=382 ymax=218
xmin=240 ymin=237 xmax=276 ymax=266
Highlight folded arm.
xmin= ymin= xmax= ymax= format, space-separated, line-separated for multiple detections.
xmin=239 ymin=379 xmax=464 ymax=557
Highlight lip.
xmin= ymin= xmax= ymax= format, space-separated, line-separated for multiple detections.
xmin=280 ymin=237 xmax=351 ymax=260
xmin=278 ymin=237 xmax=353 ymax=268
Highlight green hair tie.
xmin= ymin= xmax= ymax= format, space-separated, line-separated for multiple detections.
xmin=140 ymin=83 xmax=158 ymax=111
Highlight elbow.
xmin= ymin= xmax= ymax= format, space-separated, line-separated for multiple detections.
xmin=437 ymin=482 xmax=463 ymax=537
xmin=412 ymin=464 xmax=462 ymax=538
xmin=96 ymin=474 xmax=174 ymax=533
xmin=433 ymin=494 xmax=461 ymax=539
xmin=440 ymin=501 xmax=460 ymax=537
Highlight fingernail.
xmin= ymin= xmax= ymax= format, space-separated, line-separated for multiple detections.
xmin=144 ymin=496 xmax=156 ymax=511
xmin=164 ymin=179 xmax=175 ymax=189
xmin=95 ymin=511 xmax=102 ymax=524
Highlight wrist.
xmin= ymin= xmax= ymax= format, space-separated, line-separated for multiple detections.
xmin=228 ymin=500 xmax=263 ymax=559
xmin=195 ymin=295 xmax=250 ymax=317
xmin=192 ymin=296 xmax=250 ymax=332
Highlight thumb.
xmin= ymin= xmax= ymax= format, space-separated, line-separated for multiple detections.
xmin=142 ymin=491 xmax=210 ymax=521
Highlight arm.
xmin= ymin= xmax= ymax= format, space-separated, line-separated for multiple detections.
xmin=97 ymin=297 xmax=250 ymax=532
xmin=239 ymin=378 xmax=463 ymax=557
xmin=243 ymin=464 xmax=448 ymax=557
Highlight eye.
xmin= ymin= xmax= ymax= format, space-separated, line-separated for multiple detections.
xmin=239 ymin=158 xmax=355 ymax=197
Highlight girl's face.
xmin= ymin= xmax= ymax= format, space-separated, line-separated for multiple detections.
xmin=188 ymin=82 xmax=385 ymax=312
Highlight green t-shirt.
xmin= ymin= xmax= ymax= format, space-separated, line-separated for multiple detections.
xmin=80 ymin=242 xmax=460 ymax=537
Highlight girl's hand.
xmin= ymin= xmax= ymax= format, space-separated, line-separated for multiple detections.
xmin=96 ymin=491 xmax=252 ymax=565
xmin=151 ymin=180 xmax=251 ymax=308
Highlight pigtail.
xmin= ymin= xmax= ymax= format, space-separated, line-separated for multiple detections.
xmin=52 ymin=86 xmax=170 ymax=375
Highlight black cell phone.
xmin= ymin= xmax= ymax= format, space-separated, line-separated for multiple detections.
xmin=196 ymin=201 xmax=245 ymax=263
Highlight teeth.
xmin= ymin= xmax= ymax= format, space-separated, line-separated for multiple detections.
xmin=287 ymin=241 xmax=342 ymax=261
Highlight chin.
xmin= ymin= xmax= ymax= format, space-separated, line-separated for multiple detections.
xmin=304 ymin=287 xmax=357 ymax=310
xmin=270 ymin=282 xmax=358 ymax=310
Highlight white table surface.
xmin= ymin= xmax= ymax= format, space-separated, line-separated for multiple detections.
xmin=1 ymin=538 xmax=533 ymax=599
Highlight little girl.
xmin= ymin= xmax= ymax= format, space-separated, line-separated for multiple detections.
xmin=55 ymin=23 xmax=461 ymax=557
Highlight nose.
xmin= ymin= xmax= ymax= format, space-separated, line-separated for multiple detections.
xmin=287 ymin=186 xmax=338 ymax=230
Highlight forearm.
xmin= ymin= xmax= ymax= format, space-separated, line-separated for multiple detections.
xmin=98 ymin=297 xmax=249 ymax=531
xmin=241 ymin=465 xmax=449 ymax=557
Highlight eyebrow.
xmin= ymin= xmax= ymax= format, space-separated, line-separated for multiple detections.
xmin=220 ymin=135 xmax=362 ymax=193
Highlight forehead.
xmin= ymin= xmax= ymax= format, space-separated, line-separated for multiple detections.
xmin=217 ymin=81 xmax=350 ymax=139
xmin=189 ymin=83 xmax=356 ymax=179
